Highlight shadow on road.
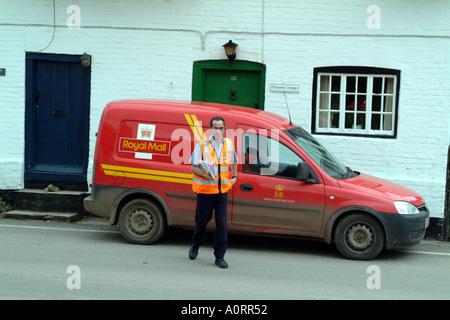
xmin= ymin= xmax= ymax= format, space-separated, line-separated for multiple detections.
xmin=161 ymin=228 xmax=341 ymax=259
xmin=159 ymin=228 xmax=427 ymax=261
xmin=83 ymin=221 xmax=430 ymax=261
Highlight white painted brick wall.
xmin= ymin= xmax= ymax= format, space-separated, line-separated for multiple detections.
xmin=0 ymin=0 xmax=449 ymax=218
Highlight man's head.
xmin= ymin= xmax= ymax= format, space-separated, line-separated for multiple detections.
xmin=210 ymin=116 xmax=225 ymax=141
xmin=209 ymin=116 xmax=225 ymax=129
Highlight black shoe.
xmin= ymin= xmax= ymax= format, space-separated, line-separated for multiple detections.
xmin=215 ymin=258 xmax=228 ymax=269
xmin=189 ymin=246 xmax=198 ymax=260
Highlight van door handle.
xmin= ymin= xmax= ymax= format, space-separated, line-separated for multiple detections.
xmin=240 ymin=183 xmax=253 ymax=192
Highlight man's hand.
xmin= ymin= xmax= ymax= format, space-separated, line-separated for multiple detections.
xmin=192 ymin=165 xmax=214 ymax=180
xmin=230 ymin=177 xmax=237 ymax=187
xmin=204 ymin=173 xmax=214 ymax=180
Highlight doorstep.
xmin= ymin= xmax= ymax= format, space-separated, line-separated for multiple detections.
xmin=2 ymin=210 xmax=80 ymax=222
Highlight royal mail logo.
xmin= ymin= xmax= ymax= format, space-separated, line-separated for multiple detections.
xmin=119 ymin=138 xmax=171 ymax=156
xmin=275 ymin=184 xmax=284 ymax=191
xmin=140 ymin=126 xmax=153 ymax=138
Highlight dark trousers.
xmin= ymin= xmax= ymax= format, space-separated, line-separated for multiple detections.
xmin=192 ymin=192 xmax=228 ymax=259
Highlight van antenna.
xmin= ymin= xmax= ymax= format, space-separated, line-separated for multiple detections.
xmin=283 ymin=91 xmax=293 ymax=125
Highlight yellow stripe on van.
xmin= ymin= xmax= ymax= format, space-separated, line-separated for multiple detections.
xmin=101 ymin=164 xmax=192 ymax=185
xmin=184 ymin=114 xmax=200 ymax=143
xmin=190 ymin=114 xmax=206 ymax=140
xmin=184 ymin=114 xmax=205 ymax=144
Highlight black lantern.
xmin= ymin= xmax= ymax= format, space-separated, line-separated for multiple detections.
xmin=223 ymin=40 xmax=238 ymax=67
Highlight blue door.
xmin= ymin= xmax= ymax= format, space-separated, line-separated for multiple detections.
xmin=25 ymin=53 xmax=90 ymax=183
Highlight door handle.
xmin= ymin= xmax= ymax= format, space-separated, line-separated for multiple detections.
xmin=240 ymin=183 xmax=253 ymax=192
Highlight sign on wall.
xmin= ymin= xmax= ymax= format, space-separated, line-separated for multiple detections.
xmin=270 ymin=83 xmax=299 ymax=93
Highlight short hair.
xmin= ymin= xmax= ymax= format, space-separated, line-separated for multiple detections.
xmin=209 ymin=116 xmax=225 ymax=128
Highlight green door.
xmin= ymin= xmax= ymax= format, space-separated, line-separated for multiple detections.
xmin=192 ymin=60 xmax=266 ymax=109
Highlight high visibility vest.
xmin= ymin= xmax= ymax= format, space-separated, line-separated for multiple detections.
xmin=192 ymin=138 xmax=233 ymax=194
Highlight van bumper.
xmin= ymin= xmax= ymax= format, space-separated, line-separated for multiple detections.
xmin=83 ymin=184 xmax=125 ymax=220
xmin=377 ymin=207 xmax=430 ymax=250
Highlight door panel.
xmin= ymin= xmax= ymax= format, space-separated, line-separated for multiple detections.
xmin=35 ymin=61 xmax=70 ymax=166
xmin=25 ymin=54 xmax=90 ymax=182
xmin=192 ymin=60 xmax=266 ymax=110
xmin=233 ymin=174 xmax=325 ymax=234
xmin=204 ymin=69 xmax=261 ymax=109
xmin=231 ymin=125 xmax=325 ymax=235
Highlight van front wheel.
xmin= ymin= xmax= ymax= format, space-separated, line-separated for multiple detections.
xmin=119 ymin=199 xmax=166 ymax=245
xmin=334 ymin=213 xmax=385 ymax=260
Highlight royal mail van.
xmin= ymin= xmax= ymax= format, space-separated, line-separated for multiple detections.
xmin=84 ymin=99 xmax=429 ymax=260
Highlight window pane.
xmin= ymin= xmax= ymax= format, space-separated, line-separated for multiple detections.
xmin=318 ymin=112 xmax=329 ymax=128
xmin=242 ymin=133 xmax=263 ymax=174
xmin=384 ymin=96 xmax=393 ymax=112
xmin=242 ymin=133 xmax=304 ymax=179
xmin=384 ymin=77 xmax=394 ymax=94
xmin=346 ymin=76 xmax=356 ymax=93
xmin=319 ymin=93 xmax=329 ymax=110
xmin=383 ymin=114 xmax=393 ymax=131
xmin=331 ymin=94 xmax=340 ymax=110
xmin=357 ymin=76 xmax=367 ymax=93
xmin=372 ymin=95 xmax=381 ymax=112
xmin=331 ymin=112 xmax=339 ymax=128
xmin=371 ymin=114 xmax=381 ymax=130
xmin=346 ymin=94 xmax=355 ymax=110
xmin=357 ymin=113 xmax=365 ymax=129
xmin=331 ymin=76 xmax=341 ymax=92
xmin=357 ymin=95 xmax=366 ymax=111
xmin=276 ymin=140 xmax=304 ymax=179
xmin=320 ymin=75 xmax=330 ymax=91
xmin=373 ymin=77 xmax=382 ymax=94
xmin=345 ymin=113 xmax=354 ymax=129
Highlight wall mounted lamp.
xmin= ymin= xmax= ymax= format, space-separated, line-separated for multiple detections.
xmin=223 ymin=40 xmax=238 ymax=67
xmin=80 ymin=52 xmax=91 ymax=67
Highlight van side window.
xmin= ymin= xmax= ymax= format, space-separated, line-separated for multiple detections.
xmin=242 ymin=133 xmax=304 ymax=179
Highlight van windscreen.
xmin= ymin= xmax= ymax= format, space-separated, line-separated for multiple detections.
xmin=284 ymin=126 xmax=351 ymax=179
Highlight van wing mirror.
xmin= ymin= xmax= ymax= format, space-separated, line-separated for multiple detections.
xmin=296 ymin=162 xmax=312 ymax=181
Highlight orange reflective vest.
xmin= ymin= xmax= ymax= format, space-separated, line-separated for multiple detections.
xmin=192 ymin=138 xmax=234 ymax=194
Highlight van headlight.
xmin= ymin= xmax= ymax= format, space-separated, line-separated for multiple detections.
xmin=394 ymin=201 xmax=420 ymax=215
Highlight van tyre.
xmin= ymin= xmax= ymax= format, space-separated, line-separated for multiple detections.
xmin=119 ymin=199 xmax=166 ymax=245
xmin=334 ymin=213 xmax=385 ymax=260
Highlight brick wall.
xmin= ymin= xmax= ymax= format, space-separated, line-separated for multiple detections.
xmin=0 ymin=0 xmax=449 ymax=218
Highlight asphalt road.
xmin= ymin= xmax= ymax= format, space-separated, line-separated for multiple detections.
xmin=0 ymin=217 xmax=449 ymax=300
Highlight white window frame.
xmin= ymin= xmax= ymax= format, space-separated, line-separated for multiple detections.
xmin=312 ymin=68 xmax=399 ymax=138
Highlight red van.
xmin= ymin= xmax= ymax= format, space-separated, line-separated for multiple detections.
xmin=84 ymin=99 xmax=429 ymax=260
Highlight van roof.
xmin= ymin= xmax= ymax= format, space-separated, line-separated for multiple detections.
xmin=108 ymin=99 xmax=296 ymax=130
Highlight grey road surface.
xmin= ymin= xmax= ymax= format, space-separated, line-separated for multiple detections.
xmin=0 ymin=217 xmax=449 ymax=300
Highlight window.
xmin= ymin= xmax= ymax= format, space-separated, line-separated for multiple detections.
xmin=312 ymin=67 xmax=400 ymax=138
xmin=242 ymin=132 xmax=305 ymax=179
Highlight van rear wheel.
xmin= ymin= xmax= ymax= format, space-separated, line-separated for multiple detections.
xmin=334 ymin=213 xmax=385 ymax=260
xmin=119 ymin=199 xmax=165 ymax=245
